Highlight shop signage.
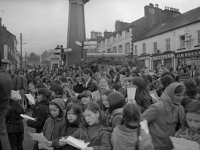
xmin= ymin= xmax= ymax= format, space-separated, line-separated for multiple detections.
xmin=176 ymin=50 xmax=200 ymax=58
xmin=137 ymin=55 xmax=149 ymax=60
xmin=152 ymin=53 xmax=173 ymax=60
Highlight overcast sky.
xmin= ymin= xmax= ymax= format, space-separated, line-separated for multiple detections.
xmin=0 ymin=0 xmax=199 ymax=55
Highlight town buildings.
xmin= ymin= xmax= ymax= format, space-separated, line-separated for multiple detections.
xmin=0 ymin=18 xmax=18 ymax=69
xmin=88 ymin=3 xmax=200 ymax=71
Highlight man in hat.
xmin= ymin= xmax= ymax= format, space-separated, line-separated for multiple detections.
xmin=0 ymin=53 xmax=12 ymax=150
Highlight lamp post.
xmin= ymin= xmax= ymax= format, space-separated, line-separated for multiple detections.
xmin=20 ymin=33 xmax=27 ymax=69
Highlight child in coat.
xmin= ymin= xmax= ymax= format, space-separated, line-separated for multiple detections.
xmin=50 ymin=102 xmax=82 ymax=150
xmin=26 ymin=88 xmax=49 ymax=150
xmin=104 ymin=92 xmax=126 ymax=128
xmin=58 ymin=102 xmax=112 ymax=150
xmin=111 ymin=103 xmax=154 ymax=150
xmin=142 ymin=82 xmax=186 ymax=150
xmin=42 ymin=98 xmax=66 ymax=150
xmin=175 ymin=101 xmax=200 ymax=145
xmin=6 ymin=90 xmax=24 ymax=150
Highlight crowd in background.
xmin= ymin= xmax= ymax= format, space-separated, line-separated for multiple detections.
xmin=1 ymin=61 xmax=200 ymax=150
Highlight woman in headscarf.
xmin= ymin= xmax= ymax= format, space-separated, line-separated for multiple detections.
xmin=142 ymin=82 xmax=186 ymax=150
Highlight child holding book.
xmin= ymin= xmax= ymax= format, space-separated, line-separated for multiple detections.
xmin=58 ymin=102 xmax=112 ymax=150
xmin=42 ymin=98 xmax=66 ymax=150
xmin=49 ymin=102 xmax=82 ymax=150
xmin=175 ymin=101 xmax=200 ymax=145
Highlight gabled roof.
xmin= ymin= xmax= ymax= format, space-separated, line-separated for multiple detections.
xmin=97 ymin=17 xmax=145 ymax=42
xmin=136 ymin=6 xmax=200 ymax=41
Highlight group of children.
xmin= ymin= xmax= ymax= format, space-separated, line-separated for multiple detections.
xmin=5 ymin=66 xmax=200 ymax=150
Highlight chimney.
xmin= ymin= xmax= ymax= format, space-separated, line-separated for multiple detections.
xmin=144 ymin=3 xmax=155 ymax=16
xmin=155 ymin=4 xmax=159 ymax=8
xmin=104 ymin=31 xmax=112 ymax=37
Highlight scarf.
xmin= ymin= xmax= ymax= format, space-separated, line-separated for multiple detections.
xmin=160 ymin=82 xmax=185 ymax=126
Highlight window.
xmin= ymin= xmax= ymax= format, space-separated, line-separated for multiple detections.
xmin=180 ymin=35 xmax=185 ymax=48
xmin=3 ymin=44 xmax=8 ymax=60
xmin=107 ymin=49 xmax=111 ymax=53
xmin=134 ymin=45 xmax=137 ymax=55
xmin=166 ymin=38 xmax=170 ymax=51
xmin=125 ymin=29 xmax=130 ymax=38
xmin=113 ymin=47 xmax=117 ymax=53
xmin=118 ymin=45 xmax=123 ymax=53
xmin=125 ymin=42 xmax=130 ymax=54
xmin=113 ymin=35 xmax=117 ymax=42
xmin=198 ymin=30 xmax=200 ymax=45
xmin=118 ymin=32 xmax=122 ymax=41
xmin=107 ymin=38 xmax=110 ymax=45
xmin=142 ymin=43 xmax=146 ymax=53
xmin=153 ymin=42 xmax=157 ymax=53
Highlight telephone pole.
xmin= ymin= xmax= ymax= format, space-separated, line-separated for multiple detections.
xmin=20 ymin=33 xmax=22 ymax=69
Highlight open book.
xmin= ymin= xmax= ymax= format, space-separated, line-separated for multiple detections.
xmin=25 ymin=94 xmax=35 ymax=105
xmin=20 ymin=114 xmax=36 ymax=121
xmin=170 ymin=137 xmax=199 ymax=150
xmin=64 ymin=136 xmax=89 ymax=149
xmin=29 ymin=132 xmax=53 ymax=150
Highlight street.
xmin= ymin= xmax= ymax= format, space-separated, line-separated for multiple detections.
xmin=23 ymin=110 xmax=34 ymax=150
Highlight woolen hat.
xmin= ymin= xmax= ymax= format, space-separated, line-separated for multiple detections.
xmin=38 ymin=88 xmax=50 ymax=98
xmin=107 ymin=92 xmax=125 ymax=112
xmin=79 ymin=90 xmax=92 ymax=98
xmin=50 ymin=84 xmax=63 ymax=93
xmin=50 ymin=98 xmax=66 ymax=111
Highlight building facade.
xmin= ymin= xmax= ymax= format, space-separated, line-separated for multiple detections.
xmin=87 ymin=21 xmax=132 ymax=63
xmin=0 ymin=18 xmax=17 ymax=69
xmin=88 ymin=4 xmax=200 ymax=71
xmin=133 ymin=6 xmax=200 ymax=70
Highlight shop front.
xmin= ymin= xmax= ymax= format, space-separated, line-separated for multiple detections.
xmin=175 ymin=49 xmax=200 ymax=66
xmin=151 ymin=51 xmax=175 ymax=71
xmin=136 ymin=54 xmax=150 ymax=69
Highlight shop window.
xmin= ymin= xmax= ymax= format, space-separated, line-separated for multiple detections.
xmin=166 ymin=38 xmax=170 ymax=51
xmin=118 ymin=45 xmax=123 ymax=53
xmin=142 ymin=43 xmax=146 ymax=54
xmin=180 ymin=35 xmax=185 ymax=48
xmin=134 ymin=45 xmax=137 ymax=55
xmin=198 ymin=30 xmax=200 ymax=45
xmin=125 ymin=42 xmax=130 ymax=54
xmin=113 ymin=47 xmax=116 ymax=53
xmin=153 ymin=42 xmax=157 ymax=53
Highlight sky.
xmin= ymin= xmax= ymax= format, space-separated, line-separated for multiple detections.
xmin=0 ymin=0 xmax=199 ymax=56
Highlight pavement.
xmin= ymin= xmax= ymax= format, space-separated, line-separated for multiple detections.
xmin=23 ymin=109 xmax=34 ymax=150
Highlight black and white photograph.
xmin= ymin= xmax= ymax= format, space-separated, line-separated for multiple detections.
xmin=0 ymin=0 xmax=200 ymax=150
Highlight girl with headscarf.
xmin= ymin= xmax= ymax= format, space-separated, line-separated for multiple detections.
xmin=142 ymin=83 xmax=186 ymax=150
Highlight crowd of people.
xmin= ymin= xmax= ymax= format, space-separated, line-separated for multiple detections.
xmin=1 ymin=61 xmax=200 ymax=150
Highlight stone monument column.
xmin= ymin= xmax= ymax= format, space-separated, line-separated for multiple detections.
xmin=66 ymin=0 xmax=89 ymax=66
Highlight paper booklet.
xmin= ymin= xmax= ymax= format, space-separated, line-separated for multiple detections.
xmin=92 ymin=90 xmax=101 ymax=102
xmin=25 ymin=94 xmax=35 ymax=105
xmin=20 ymin=114 xmax=36 ymax=121
xmin=170 ymin=137 xmax=199 ymax=150
xmin=149 ymin=90 xmax=159 ymax=102
xmin=140 ymin=120 xmax=149 ymax=134
xmin=64 ymin=136 xmax=89 ymax=149
xmin=29 ymin=132 xmax=53 ymax=150
xmin=127 ymin=87 xmax=137 ymax=104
